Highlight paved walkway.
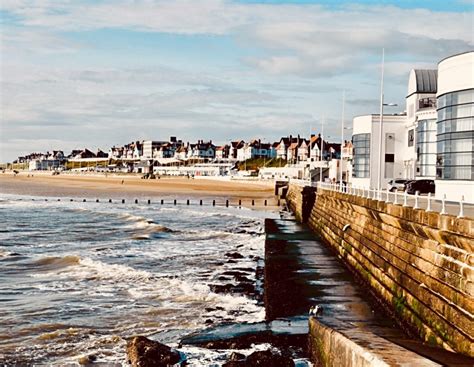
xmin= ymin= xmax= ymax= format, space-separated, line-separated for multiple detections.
xmin=264 ymin=218 xmax=474 ymax=366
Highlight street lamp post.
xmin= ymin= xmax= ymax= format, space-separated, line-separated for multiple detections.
xmin=376 ymin=49 xmax=385 ymax=196
xmin=339 ymin=90 xmax=345 ymax=191
xmin=376 ymin=48 xmax=398 ymax=198
xmin=320 ymin=116 xmax=324 ymax=183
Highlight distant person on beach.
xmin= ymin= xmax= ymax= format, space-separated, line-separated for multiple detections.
xmin=121 ymin=179 xmax=124 ymax=185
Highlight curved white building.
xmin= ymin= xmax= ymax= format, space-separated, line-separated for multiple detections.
xmin=436 ymin=51 xmax=474 ymax=202
xmin=404 ymin=69 xmax=438 ymax=179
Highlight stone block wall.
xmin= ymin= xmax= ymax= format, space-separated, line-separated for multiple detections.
xmin=286 ymin=184 xmax=304 ymax=222
xmin=285 ymin=184 xmax=316 ymax=223
xmin=287 ymin=184 xmax=474 ymax=357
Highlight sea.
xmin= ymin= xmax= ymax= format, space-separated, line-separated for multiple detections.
xmin=0 ymin=194 xmax=279 ymax=366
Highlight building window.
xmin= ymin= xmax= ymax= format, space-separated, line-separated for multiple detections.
xmin=408 ymin=129 xmax=414 ymax=147
xmin=418 ymin=97 xmax=436 ymax=110
xmin=416 ymin=119 xmax=437 ymax=177
xmin=352 ymin=133 xmax=370 ymax=178
xmin=437 ymin=89 xmax=474 ymax=180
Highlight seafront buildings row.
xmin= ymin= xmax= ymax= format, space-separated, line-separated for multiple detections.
xmin=11 ymin=135 xmax=347 ymax=179
xmin=6 ymin=51 xmax=473 ymax=201
xmin=351 ymin=51 xmax=473 ymax=202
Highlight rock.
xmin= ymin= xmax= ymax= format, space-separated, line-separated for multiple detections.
xmin=234 ymin=282 xmax=255 ymax=295
xmin=234 ymin=275 xmax=252 ymax=282
xmin=205 ymin=319 xmax=214 ymax=324
xmin=225 ymin=252 xmax=244 ymax=259
xmin=223 ymin=361 xmax=244 ymax=367
xmin=246 ymin=350 xmax=294 ymax=367
xmin=229 ymin=352 xmax=246 ymax=361
xmin=208 ymin=282 xmax=255 ymax=296
xmin=209 ymin=284 xmax=233 ymax=293
xmin=78 ymin=354 xmax=96 ymax=365
xmin=126 ymin=336 xmax=183 ymax=367
xmin=217 ymin=276 xmax=233 ymax=281
xmin=223 ymin=350 xmax=294 ymax=367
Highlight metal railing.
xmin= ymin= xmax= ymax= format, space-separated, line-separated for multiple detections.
xmin=312 ymin=181 xmax=472 ymax=218
xmin=289 ymin=178 xmax=312 ymax=187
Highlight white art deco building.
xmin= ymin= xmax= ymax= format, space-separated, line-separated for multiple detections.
xmin=435 ymin=51 xmax=474 ymax=202
xmin=351 ymin=51 xmax=473 ymax=202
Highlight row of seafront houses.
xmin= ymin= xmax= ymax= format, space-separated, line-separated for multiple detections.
xmin=10 ymin=51 xmax=473 ymax=201
xmin=350 ymin=51 xmax=473 ymax=202
xmin=13 ymin=134 xmax=350 ymax=180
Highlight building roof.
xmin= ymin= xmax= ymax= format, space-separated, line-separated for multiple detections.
xmin=407 ymin=69 xmax=437 ymax=96
xmin=231 ymin=140 xmax=245 ymax=148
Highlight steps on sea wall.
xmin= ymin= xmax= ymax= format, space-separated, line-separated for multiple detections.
xmin=286 ymin=184 xmax=474 ymax=358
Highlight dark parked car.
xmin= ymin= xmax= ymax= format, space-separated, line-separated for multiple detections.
xmin=405 ymin=179 xmax=435 ymax=195
xmin=387 ymin=178 xmax=410 ymax=192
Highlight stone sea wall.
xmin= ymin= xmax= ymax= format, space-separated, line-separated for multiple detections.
xmin=286 ymin=184 xmax=474 ymax=358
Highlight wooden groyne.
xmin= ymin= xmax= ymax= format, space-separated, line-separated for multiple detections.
xmin=27 ymin=197 xmax=281 ymax=208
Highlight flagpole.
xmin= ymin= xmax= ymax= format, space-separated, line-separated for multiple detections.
xmin=340 ymin=90 xmax=345 ymax=191
xmin=320 ymin=116 xmax=324 ymax=183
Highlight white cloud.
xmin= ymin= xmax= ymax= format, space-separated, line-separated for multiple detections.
xmin=1 ymin=1 xmax=472 ymax=160
xmin=3 ymin=1 xmax=471 ymax=77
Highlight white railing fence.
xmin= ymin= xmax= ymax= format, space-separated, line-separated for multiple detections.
xmin=289 ymin=179 xmax=471 ymax=218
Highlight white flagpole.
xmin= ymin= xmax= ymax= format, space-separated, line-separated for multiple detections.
xmin=340 ymin=90 xmax=345 ymax=191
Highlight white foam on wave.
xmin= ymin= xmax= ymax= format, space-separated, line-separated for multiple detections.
xmin=178 ymin=343 xmax=285 ymax=366
xmin=158 ymin=206 xmax=270 ymax=220
xmin=31 ymin=256 xmax=154 ymax=284
xmin=78 ymin=257 xmax=154 ymax=282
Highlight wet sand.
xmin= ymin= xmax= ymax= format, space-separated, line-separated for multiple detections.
xmin=0 ymin=173 xmax=277 ymax=207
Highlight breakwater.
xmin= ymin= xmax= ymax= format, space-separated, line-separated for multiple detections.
xmin=285 ymin=183 xmax=474 ymax=360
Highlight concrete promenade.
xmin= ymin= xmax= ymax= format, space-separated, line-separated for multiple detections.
xmin=265 ymin=217 xmax=474 ymax=366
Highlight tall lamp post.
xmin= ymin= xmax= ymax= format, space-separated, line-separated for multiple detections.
xmin=320 ymin=116 xmax=324 ymax=183
xmin=339 ymin=90 xmax=345 ymax=191
xmin=376 ymin=48 xmax=398 ymax=197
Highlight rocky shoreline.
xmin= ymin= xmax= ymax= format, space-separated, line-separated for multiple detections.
xmin=121 ymin=213 xmax=309 ymax=367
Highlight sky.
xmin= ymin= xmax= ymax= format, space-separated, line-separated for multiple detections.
xmin=1 ymin=0 xmax=473 ymax=162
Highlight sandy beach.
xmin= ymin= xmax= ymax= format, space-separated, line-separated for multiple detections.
xmin=0 ymin=172 xmax=278 ymax=207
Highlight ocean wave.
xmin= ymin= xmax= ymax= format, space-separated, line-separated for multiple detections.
xmin=178 ymin=230 xmax=231 ymax=241
xmin=118 ymin=213 xmax=173 ymax=235
xmin=29 ymin=256 xmax=155 ymax=283
xmin=66 ymin=258 xmax=155 ymax=283
xmin=33 ymin=255 xmax=81 ymax=269
xmin=0 ymin=250 xmax=21 ymax=257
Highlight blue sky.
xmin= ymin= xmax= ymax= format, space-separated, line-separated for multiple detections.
xmin=1 ymin=0 xmax=473 ymax=161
